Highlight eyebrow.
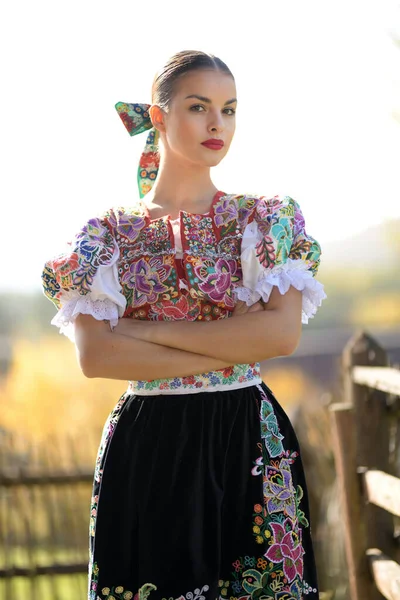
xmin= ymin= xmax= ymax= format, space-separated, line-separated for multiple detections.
xmin=185 ymin=94 xmax=237 ymax=105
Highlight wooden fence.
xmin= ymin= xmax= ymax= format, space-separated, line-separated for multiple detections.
xmin=330 ymin=331 xmax=400 ymax=600
xmin=0 ymin=431 xmax=99 ymax=599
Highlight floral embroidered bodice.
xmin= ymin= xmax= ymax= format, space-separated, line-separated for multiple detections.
xmin=42 ymin=192 xmax=327 ymax=394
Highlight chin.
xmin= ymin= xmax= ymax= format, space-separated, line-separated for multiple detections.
xmin=209 ymin=157 xmax=225 ymax=168
xmin=201 ymin=152 xmax=228 ymax=168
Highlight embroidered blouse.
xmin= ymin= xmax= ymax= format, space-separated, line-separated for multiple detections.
xmin=41 ymin=191 xmax=327 ymax=395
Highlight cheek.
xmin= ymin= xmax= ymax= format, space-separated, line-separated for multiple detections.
xmin=224 ymin=121 xmax=236 ymax=145
xmin=169 ymin=117 xmax=201 ymax=148
xmin=228 ymin=119 xmax=236 ymax=136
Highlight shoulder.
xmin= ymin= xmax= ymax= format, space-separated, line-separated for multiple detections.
xmin=219 ymin=192 xmax=301 ymax=212
xmin=42 ymin=208 xmax=121 ymax=300
xmin=42 ymin=207 xmax=128 ymax=323
xmin=100 ymin=203 xmax=148 ymax=243
xmin=215 ymin=193 xmax=302 ymax=229
xmin=50 ymin=202 xmax=148 ymax=253
xmin=250 ymin=194 xmax=306 ymax=237
xmin=237 ymin=193 xmax=321 ymax=267
xmin=44 ymin=201 xmax=148 ymax=274
xmin=53 ymin=210 xmax=119 ymax=265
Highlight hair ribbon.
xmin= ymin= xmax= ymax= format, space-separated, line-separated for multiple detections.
xmin=115 ymin=102 xmax=160 ymax=198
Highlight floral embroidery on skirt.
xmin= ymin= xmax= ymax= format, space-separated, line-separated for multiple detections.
xmin=88 ymin=382 xmax=319 ymax=600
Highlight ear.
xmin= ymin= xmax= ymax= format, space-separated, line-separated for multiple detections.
xmin=149 ymin=104 xmax=167 ymax=133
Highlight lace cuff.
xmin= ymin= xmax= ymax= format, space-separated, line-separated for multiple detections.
xmin=50 ymin=293 xmax=124 ymax=342
xmin=234 ymin=258 xmax=327 ymax=324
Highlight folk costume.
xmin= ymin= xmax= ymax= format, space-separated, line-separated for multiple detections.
xmin=42 ymin=101 xmax=327 ymax=600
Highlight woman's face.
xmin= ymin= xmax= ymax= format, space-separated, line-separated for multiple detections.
xmin=155 ymin=69 xmax=237 ymax=168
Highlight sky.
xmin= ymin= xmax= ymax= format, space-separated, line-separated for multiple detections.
xmin=1 ymin=0 xmax=399 ymax=292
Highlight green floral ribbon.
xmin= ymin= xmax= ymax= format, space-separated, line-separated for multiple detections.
xmin=115 ymin=102 xmax=160 ymax=198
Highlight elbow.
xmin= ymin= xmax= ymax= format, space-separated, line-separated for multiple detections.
xmin=279 ymin=331 xmax=301 ymax=357
xmin=277 ymin=309 xmax=303 ymax=357
xmin=279 ymin=340 xmax=297 ymax=357
xmin=77 ymin=347 xmax=99 ymax=378
xmin=254 ymin=323 xmax=301 ymax=361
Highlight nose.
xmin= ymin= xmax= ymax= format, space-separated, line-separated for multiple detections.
xmin=208 ymin=111 xmax=224 ymax=134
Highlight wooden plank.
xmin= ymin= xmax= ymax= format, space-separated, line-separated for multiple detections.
xmin=367 ymin=548 xmax=400 ymax=600
xmin=353 ymin=366 xmax=400 ymax=396
xmin=329 ymin=403 xmax=372 ymax=600
xmin=0 ymin=563 xmax=89 ymax=578
xmin=65 ymin=433 xmax=87 ymax=598
xmin=24 ymin=437 xmax=38 ymax=600
xmin=40 ymin=440 xmax=61 ymax=600
xmin=343 ymin=331 xmax=395 ymax=568
xmin=364 ymin=470 xmax=400 ymax=517
xmin=0 ymin=432 xmax=13 ymax=598
xmin=0 ymin=470 xmax=94 ymax=486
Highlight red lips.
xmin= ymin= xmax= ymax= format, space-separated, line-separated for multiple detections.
xmin=201 ymin=139 xmax=225 ymax=150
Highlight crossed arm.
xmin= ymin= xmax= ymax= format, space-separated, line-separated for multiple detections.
xmin=74 ymin=287 xmax=302 ymax=381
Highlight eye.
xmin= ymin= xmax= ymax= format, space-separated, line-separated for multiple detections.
xmin=223 ymin=108 xmax=236 ymax=116
xmin=190 ymin=104 xmax=206 ymax=112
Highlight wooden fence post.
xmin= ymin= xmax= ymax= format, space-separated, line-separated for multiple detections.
xmin=329 ymin=403 xmax=372 ymax=600
xmin=343 ymin=331 xmax=395 ymax=553
xmin=340 ymin=329 xmax=399 ymax=599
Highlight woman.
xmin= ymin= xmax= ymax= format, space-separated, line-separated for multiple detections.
xmin=42 ymin=50 xmax=327 ymax=600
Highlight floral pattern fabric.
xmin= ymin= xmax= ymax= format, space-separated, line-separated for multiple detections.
xmin=42 ymin=192 xmax=326 ymax=392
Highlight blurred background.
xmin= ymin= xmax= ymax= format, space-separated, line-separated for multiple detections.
xmin=0 ymin=0 xmax=399 ymax=598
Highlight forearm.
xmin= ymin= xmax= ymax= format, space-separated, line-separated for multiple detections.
xmin=151 ymin=313 xmax=288 ymax=362
xmin=121 ymin=310 xmax=298 ymax=364
xmin=77 ymin=325 xmax=233 ymax=381
xmin=124 ymin=287 xmax=303 ymax=363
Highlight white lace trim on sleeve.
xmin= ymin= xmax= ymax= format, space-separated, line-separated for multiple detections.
xmin=234 ymin=222 xmax=326 ymax=323
xmin=234 ymin=258 xmax=327 ymax=324
xmin=51 ymin=295 xmax=122 ymax=342
xmin=51 ymin=241 xmax=127 ymax=341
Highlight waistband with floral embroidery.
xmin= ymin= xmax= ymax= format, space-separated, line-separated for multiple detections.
xmin=127 ymin=363 xmax=262 ymax=396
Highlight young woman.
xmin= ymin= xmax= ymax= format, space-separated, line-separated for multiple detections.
xmin=42 ymin=50 xmax=327 ymax=600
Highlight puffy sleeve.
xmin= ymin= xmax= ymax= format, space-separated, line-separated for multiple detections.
xmin=41 ymin=215 xmax=127 ymax=341
xmin=234 ymin=195 xmax=327 ymax=324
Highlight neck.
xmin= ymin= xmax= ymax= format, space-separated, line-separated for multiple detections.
xmin=144 ymin=152 xmax=218 ymax=213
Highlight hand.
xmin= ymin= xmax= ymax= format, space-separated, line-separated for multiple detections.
xmin=232 ymin=299 xmax=266 ymax=317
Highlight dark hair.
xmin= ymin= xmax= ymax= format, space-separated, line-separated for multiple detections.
xmin=151 ymin=50 xmax=234 ymax=109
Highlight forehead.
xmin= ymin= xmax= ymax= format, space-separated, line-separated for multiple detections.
xmin=172 ymin=69 xmax=237 ymax=101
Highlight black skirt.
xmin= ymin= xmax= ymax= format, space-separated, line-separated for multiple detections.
xmin=88 ymin=381 xmax=319 ymax=600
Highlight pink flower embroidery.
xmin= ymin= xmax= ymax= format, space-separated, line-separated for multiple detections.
xmin=194 ymin=258 xmax=239 ymax=308
xmin=253 ymin=196 xmax=284 ymax=241
xmin=80 ymin=218 xmax=109 ymax=244
xmin=123 ymin=257 xmax=172 ymax=306
xmin=107 ymin=209 xmax=146 ymax=242
xmin=264 ymin=518 xmax=305 ymax=582
xmin=214 ymin=195 xmax=256 ymax=228
xmin=214 ymin=196 xmax=238 ymax=227
xmin=232 ymin=559 xmax=244 ymax=572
